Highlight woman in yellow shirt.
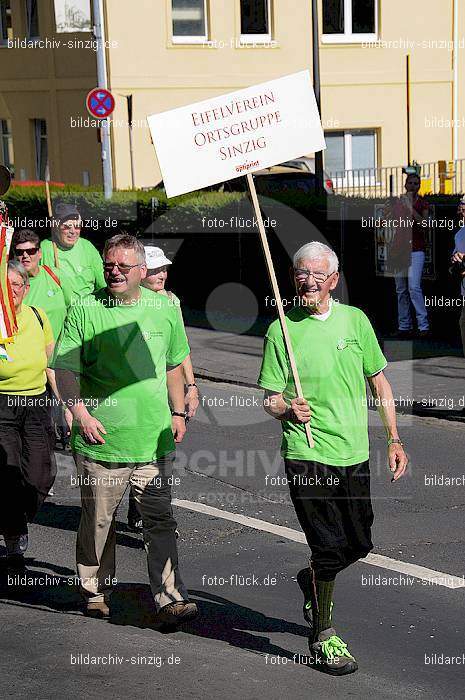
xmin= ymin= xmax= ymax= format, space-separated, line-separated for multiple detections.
xmin=0 ymin=260 xmax=57 ymax=568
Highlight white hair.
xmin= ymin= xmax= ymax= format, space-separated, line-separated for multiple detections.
xmin=293 ymin=242 xmax=339 ymax=275
xmin=8 ymin=259 xmax=29 ymax=285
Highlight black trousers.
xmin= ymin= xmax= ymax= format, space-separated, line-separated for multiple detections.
xmin=285 ymin=459 xmax=374 ymax=581
xmin=0 ymin=393 xmax=56 ymax=536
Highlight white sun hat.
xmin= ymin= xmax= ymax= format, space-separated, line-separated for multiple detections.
xmin=144 ymin=246 xmax=172 ymax=269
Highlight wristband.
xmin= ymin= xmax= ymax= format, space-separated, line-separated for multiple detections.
xmin=186 ymin=383 xmax=198 ymax=389
xmin=172 ymin=410 xmax=187 ymax=420
xmin=388 ymin=438 xmax=404 ymax=447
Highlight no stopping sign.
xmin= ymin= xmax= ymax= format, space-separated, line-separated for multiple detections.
xmin=86 ymin=88 xmax=115 ymax=118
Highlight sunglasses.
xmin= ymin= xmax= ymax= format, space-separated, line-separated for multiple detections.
xmin=14 ymin=247 xmax=40 ymax=257
xmin=103 ymin=261 xmax=141 ymax=275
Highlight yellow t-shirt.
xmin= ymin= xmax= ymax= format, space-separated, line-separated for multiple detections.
xmin=0 ymin=305 xmax=53 ymax=395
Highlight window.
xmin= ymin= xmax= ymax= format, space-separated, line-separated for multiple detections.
xmin=0 ymin=119 xmax=14 ymax=174
xmin=240 ymin=0 xmax=271 ymax=43
xmin=33 ymin=119 xmax=47 ymax=180
xmin=172 ymin=0 xmax=207 ymax=43
xmin=25 ymin=0 xmax=39 ymax=39
xmin=322 ymin=0 xmax=377 ymax=43
xmin=325 ymin=129 xmax=377 ymax=183
xmin=0 ymin=0 xmax=12 ymax=44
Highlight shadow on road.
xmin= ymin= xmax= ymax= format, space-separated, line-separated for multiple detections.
xmin=33 ymin=502 xmax=144 ymax=549
xmin=109 ymin=586 xmax=312 ymax=663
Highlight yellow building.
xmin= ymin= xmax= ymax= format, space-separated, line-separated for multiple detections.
xmin=0 ymin=0 xmax=463 ymax=191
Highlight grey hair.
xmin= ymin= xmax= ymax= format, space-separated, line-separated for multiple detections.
xmin=293 ymin=242 xmax=339 ymax=274
xmin=8 ymin=259 xmax=29 ymax=285
xmin=103 ymin=233 xmax=146 ymax=264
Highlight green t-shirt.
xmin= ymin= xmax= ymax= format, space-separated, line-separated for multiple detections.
xmin=24 ymin=266 xmax=67 ymax=341
xmin=40 ymin=237 xmax=105 ymax=303
xmin=258 ymin=302 xmax=387 ymax=466
xmin=53 ymin=286 xmax=190 ymax=463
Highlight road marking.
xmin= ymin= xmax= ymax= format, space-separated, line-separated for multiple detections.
xmin=173 ymin=499 xmax=465 ymax=589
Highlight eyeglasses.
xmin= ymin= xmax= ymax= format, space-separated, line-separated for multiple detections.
xmin=103 ymin=261 xmax=142 ymax=275
xmin=146 ymin=266 xmax=167 ymax=276
xmin=61 ymin=221 xmax=81 ymax=230
xmin=9 ymin=281 xmax=25 ymax=290
xmin=14 ymin=247 xmax=39 ymax=257
xmin=294 ymin=268 xmax=334 ymax=285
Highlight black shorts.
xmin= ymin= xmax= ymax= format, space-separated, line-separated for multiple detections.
xmin=0 ymin=392 xmax=56 ymax=535
xmin=285 ymin=459 xmax=374 ymax=581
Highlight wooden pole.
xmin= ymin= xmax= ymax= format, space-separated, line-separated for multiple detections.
xmin=246 ymin=173 xmax=315 ymax=448
xmin=44 ymin=162 xmax=53 ymax=217
xmin=406 ymin=54 xmax=411 ymax=166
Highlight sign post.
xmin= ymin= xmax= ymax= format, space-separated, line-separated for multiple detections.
xmin=147 ymin=71 xmax=326 ymax=448
xmin=246 ymin=172 xmax=314 ymax=447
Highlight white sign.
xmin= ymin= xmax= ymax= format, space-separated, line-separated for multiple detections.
xmin=147 ymin=70 xmax=326 ymax=198
xmin=54 ymin=0 xmax=91 ymax=33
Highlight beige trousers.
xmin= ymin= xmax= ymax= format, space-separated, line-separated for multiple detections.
xmin=74 ymin=451 xmax=188 ymax=611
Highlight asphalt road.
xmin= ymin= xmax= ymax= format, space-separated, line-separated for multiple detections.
xmin=1 ymin=380 xmax=465 ymax=699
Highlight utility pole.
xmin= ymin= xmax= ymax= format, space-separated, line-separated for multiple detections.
xmin=312 ymin=0 xmax=324 ymax=190
xmin=93 ymin=0 xmax=113 ymax=199
xmin=127 ymin=95 xmax=135 ymax=189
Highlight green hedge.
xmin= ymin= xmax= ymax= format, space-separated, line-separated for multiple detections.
xmin=3 ymin=184 xmax=461 ymax=240
xmin=2 ymin=186 xmax=247 ymax=238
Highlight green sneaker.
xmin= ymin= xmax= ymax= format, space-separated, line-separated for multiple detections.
xmin=310 ymin=627 xmax=358 ymax=676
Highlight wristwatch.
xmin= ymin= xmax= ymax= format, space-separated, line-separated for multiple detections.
xmin=387 ymin=438 xmax=404 ymax=447
xmin=171 ymin=410 xmax=187 ymax=420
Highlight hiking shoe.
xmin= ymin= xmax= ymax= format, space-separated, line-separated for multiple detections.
xmin=310 ymin=627 xmax=358 ymax=676
xmin=5 ymin=534 xmax=28 ymax=556
xmin=85 ymin=600 xmax=110 ymax=619
xmin=155 ymin=601 xmax=198 ymax=626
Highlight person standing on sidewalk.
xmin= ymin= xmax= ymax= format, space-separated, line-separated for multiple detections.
xmin=40 ymin=203 xmax=105 ymax=304
xmin=127 ymin=245 xmax=199 ymax=532
xmin=385 ymin=173 xmax=430 ymax=338
xmin=450 ymin=196 xmax=465 ymax=357
xmin=258 ymin=241 xmax=408 ymax=675
xmin=53 ymin=233 xmax=198 ymax=625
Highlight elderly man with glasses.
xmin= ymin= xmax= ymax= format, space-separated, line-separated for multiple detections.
xmin=40 ymin=202 xmax=105 ymax=303
xmin=258 ymin=241 xmax=408 ymax=675
xmin=53 ymin=233 xmax=197 ymax=625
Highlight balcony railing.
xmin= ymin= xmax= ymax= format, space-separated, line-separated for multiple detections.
xmin=329 ymin=160 xmax=465 ymax=198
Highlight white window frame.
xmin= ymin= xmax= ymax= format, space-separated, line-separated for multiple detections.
xmin=321 ymin=0 xmax=378 ymax=44
xmin=171 ymin=0 xmax=208 ymax=45
xmin=326 ymin=129 xmax=378 ymax=186
xmin=240 ymin=0 xmax=272 ymax=45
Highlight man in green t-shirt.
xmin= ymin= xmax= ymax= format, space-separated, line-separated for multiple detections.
xmin=54 ymin=233 xmax=198 ymax=626
xmin=40 ymin=202 xmax=105 ymax=304
xmin=258 ymin=241 xmax=408 ymax=675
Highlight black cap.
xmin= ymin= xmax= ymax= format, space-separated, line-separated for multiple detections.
xmin=54 ymin=202 xmax=80 ymax=223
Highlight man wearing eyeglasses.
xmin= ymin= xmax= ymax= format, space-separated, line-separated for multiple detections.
xmin=40 ymin=202 xmax=105 ymax=303
xmin=258 ymin=241 xmax=408 ymax=675
xmin=53 ymin=233 xmax=198 ymax=625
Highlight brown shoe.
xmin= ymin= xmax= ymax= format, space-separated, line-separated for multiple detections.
xmin=156 ymin=601 xmax=198 ymax=626
xmin=85 ymin=600 xmax=110 ymax=619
